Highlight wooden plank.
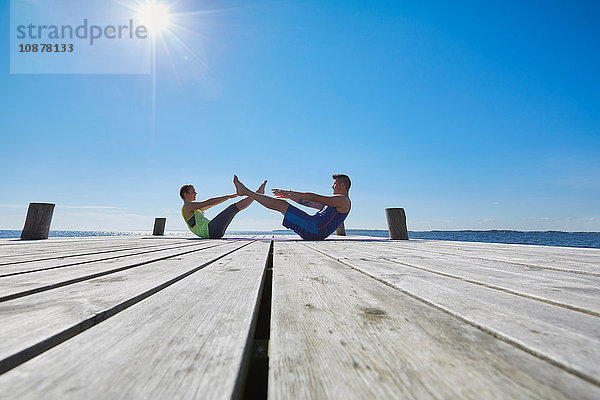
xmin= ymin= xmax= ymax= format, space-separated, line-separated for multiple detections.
xmin=0 ymin=234 xmax=195 ymax=248
xmin=387 ymin=240 xmax=600 ymax=273
xmin=0 ymin=240 xmax=175 ymax=262
xmin=0 ymin=241 xmax=247 ymax=366
xmin=268 ymin=242 xmax=600 ymax=399
xmin=0 ymin=240 xmax=153 ymax=262
xmin=336 ymin=235 xmax=389 ymax=241
xmin=0 ymin=241 xmax=206 ymax=276
xmin=303 ymin=242 xmax=600 ymax=386
xmin=308 ymin=241 xmax=600 ymax=316
xmin=0 ymin=236 xmax=126 ymax=246
xmin=399 ymin=240 xmax=600 ymax=270
xmin=376 ymin=241 xmax=600 ymax=279
xmin=0 ymin=234 xmax=195 ymax=252
xmin=403 ymin=237 xmax=600 ymax=255
xmin=0 ymin=241 xmax=270 ymax=400
xmin=0 ymin=235 xmax=147 ymax=248
xmin=0 ymin=241 xmax=224 ymax=301
xmin=1 ymin=240 xmax=199 ymax=266
xmin=0 ymin=237 xmax=192 ymax=262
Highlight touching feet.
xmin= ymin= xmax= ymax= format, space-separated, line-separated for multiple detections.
xmin=233 ymin=177 xmax=267 ymax=211
xmin=233 ymin=175 xmax=251 ymax=196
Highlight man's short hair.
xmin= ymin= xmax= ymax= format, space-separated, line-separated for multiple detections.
xmin=332 ymin=174 xmax=351 ymax=191
xmin=180 ymin=184 xmax=193 ymax=200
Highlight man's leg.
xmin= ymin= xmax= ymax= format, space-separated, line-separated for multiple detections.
xmin=209 ymin=180 xmax=268 ymax=238
xmin=233 ymin=175 xmax=289 ymax=215
xmin=234 ymin=180 xmax=267 ymax=211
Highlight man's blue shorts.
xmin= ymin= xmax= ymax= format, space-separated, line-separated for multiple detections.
xmin=282 ymin=205 xmax=324 ymax=241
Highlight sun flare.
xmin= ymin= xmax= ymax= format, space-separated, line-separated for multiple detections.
xmin=138 ymin=0 xmax=172 ymax=34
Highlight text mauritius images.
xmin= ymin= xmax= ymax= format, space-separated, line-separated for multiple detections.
xmin=16 ymin=19 xmax=148 ymax=46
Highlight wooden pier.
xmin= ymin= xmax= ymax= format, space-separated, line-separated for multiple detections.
xmin=0 ymin=234 xmax=598 ymax=399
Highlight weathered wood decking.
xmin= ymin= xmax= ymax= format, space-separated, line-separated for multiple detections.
xmin=0 ymin=234 xmax=598 ymax=399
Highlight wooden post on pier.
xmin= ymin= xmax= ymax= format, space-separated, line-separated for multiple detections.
xmin=153 ymin=218 xmax=166 ymax=236
xmin=336 ymin=222 xmax=346 ymax=236
xmin=386 ymin=208 xmax=408 ymax=240
xmin=20 ymin=203 xmax=55 ymax=240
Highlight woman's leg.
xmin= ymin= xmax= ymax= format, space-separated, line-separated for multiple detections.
xmin=208 ymin=204 xmax=240 ymax=238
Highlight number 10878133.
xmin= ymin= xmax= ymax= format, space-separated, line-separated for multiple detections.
xmin=18 ymin=43 xmax=74 ymax=53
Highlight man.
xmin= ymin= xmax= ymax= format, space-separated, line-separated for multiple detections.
xmin=233 ymin=174 xmax=351 ymax=240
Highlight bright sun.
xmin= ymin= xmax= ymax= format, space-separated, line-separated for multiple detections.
xmin=138 ymin=0 xmax=172 ymax=34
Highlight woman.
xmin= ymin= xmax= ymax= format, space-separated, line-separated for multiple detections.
xmin=180 ymin=180 xmax=266 ymax=239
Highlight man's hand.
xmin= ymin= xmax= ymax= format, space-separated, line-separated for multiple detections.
xmin=274 ymin=189 xmax=325 ymax=210
xmin=272 ymin=189 xmax=293 ymax=199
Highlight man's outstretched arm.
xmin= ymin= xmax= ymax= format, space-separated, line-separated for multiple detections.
xmin=296 ymin=198 xmax=325 ymax=210
xmin=272 ymin=189 xmax=350 ymax=213
xmin=272 ymin=189 xmax=323 ymax=209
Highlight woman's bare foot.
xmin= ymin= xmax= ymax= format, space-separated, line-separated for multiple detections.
xmin=233 ymin=175 xmax=251 ymax=196
xmin=257 ymin=180 xmax=267 ymax=194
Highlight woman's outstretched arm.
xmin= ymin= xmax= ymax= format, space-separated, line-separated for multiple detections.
xmin=199 ymin=194 xmax=240 ymax=211
xmin=184 ymin=194 xmax=239 ymax=213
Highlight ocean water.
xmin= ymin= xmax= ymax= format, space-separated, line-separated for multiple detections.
xmin=1 ymin=229 xmax=599 ymax=249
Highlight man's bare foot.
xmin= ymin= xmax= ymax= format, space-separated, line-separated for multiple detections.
xmin=257 ymin=180 xmax=267 ymax=194
xmin=233 ymin=175 xmax=251 ymax=196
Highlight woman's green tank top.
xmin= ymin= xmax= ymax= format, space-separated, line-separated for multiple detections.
xmin=182 ymin=207 xmax=210 ymax=238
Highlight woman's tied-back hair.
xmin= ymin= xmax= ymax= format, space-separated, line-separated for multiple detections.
xmin=180 ymin=184 xmax=193 ymax=200
xmin=332 ymin=174 xmax=351 ymax=191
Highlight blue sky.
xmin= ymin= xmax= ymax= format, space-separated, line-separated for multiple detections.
xmin=1 ymin=0 xmax=599 ymax=232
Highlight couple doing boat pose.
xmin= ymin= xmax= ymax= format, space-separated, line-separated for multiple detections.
xmin=180 ymin=174 xmax=351 ymax=240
